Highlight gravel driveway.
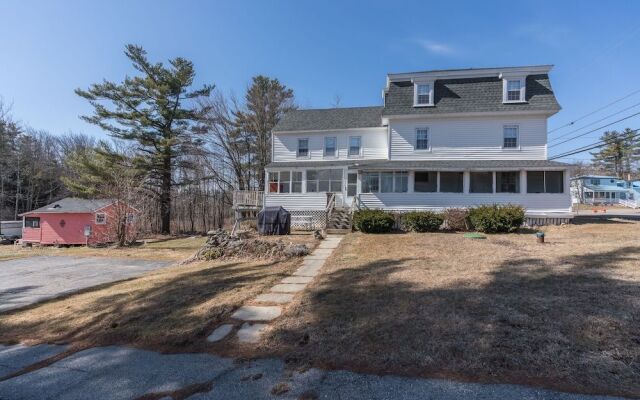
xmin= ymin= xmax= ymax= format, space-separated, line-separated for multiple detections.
xmin=0 ymin=256 xmax=170 ymax=312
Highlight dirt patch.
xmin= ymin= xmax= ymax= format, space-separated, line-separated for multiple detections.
xmin=234 ymin=221 xmax=640 ymax=398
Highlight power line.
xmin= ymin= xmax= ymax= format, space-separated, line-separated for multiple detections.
xmin=547 ymin=111 xmax=640 ymax=149
xmin=548 ymin=89 xmax=640 ymax=135
xmin=549 ymin=128 xmax=640 ymax=160
xmin=548 ymin=100 xmax=640 ymax=143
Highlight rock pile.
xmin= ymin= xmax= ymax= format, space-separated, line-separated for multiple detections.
xmin=185 ymin=229 xmax=309 ymax=263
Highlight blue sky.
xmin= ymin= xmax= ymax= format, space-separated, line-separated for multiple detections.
xmin=2 ymin=0 xmax=640 ymax=161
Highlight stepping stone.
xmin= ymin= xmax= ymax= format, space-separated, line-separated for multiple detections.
xmin=232 ymin=305 xmax=281 ymax=321
xmin=207 ymin=324 xmax=234 ymax=342
xmin=293 ymin=265 xmax=322 ymax=277
xmin=312 ymin=248 xmax=333 ymax=256
xmin=271 ymin=283 xmax=306 ymax=293
xmin=301 ymin=258 xmax=324 ymax=267
xmin=255 ymin=292 xmax=294 ymax=304
xmin=318 ymin=242 xmax=340 ymax=249
xmin=282 ymin=276 xmax=313 ymax=284
xmin=237 ymin=323 xmax=267 ymax=343
xmin=305 ymin=254 xmax=330 ymax=260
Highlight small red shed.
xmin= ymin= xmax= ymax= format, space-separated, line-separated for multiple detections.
xmin=20 ymin=198 xmax=138 ymax=246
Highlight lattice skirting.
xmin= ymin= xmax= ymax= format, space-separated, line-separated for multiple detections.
xmin=289 ymin=210 xmax=327 ymax=231
xmin=524 ymin=217 xmax=572 ymax=226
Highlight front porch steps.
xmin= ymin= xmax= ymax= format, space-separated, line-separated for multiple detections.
xmin=327 ymin=208 xmax=352 ymax=231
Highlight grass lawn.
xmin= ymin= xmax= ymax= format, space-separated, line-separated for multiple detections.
xmin=0 ymin=236 xmax=208 ymax=262
xmin=246 ymin=220 xmax=640 ymax=398
xmin=0 ymin=233 xmax=318 ymax=353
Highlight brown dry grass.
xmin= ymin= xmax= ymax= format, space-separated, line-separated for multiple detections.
xmin=248 ymin=220 xmax=640 ymax=398
xmin=0 ymin=233 xmax=319 ymax=353
xmin=0 ymin=236 xmax=208 ymax=262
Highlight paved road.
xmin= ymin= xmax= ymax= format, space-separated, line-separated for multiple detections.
xmin=0 ymin=256 xmax=170 ymax=312
xmin=0 ymin=344 xmax=627 ymax=400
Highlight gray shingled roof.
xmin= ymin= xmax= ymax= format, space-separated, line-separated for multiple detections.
xmin=266 ymin=159 xmax=570 ymax=170
xmin=22 ymin=198 xmax=114 ymax=214
xmin=383 ymin=74 xmax=560 ymax=116
xmin=273 ymin=106 xmax=383 ymax=132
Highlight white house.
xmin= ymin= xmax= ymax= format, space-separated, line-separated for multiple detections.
xmin=262 ymin=65 xmax=573 ymax=229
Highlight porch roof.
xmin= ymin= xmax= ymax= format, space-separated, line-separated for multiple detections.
xmin=266 ymin=159 xmax=571 ymax=170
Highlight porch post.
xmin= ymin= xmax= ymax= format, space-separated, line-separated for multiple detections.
xmin=302 ymin=169 xmax=307 ymax=193
xmin=492 ymin=171 xmax=496 ymax=193
xmin=520 ymin=170 xmax=527 ymax=194
xmin=463 ymin=171 xmax=470 ymax=194
xmin=436 ymin=171 xmax=441 ymax=193
xmin=408 ymin=171 xmax=415 ymax=193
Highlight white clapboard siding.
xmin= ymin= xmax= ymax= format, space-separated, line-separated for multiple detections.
xmin=273 ymin=128 xmax=388 ymax=162
xmin=358 ymin=193 xmax=571 ymax=214
xmin=389 ymin=115 xmax=547 ymax=160
xmin=264 ymin=193 xmax=327 ymax=210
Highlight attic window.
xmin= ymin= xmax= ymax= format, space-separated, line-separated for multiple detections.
xmin=95 ymin=213 xmax=106 ymax=225
xmin=503 ymin=77 xmax=525 ymax=103
xmin=413 ymin=81 xmax=434 ymax=106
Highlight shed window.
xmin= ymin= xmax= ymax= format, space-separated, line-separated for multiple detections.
xmin=527 ymin=171 xmax=564 ymax=193
xmin=440 ymin=172 xmax=463 ymax=193
xmin=24 ymin=217 xmax=40 ymax=228
xmin=414 ymin=171 xmax=437 ymax=192
xmin=297 ymin=138 xmax=309 ymax=158
xmin=503 ymin=125 xmax=518 ymax=148
xmin=348 ymin=136 xmax=361 ymax=157
xmin=496 ymin=171 xmax=520 ymax=193
xmin=324 ymin=137 xmax=337 ymax=157
xmin=95 ymin=213 xmax=106 ymax=225
xmin=416 ymin=128 xmax=429 ymax=150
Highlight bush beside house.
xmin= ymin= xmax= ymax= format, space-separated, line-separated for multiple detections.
xmin=402 ymin=211 xmax=444 ymax=232
xmin=352 ymin=210 xmax=395 ymax=233
xmin=468 ymin=204 xmax=525 ymax=233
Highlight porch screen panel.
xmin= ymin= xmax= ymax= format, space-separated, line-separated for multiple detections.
xmin=381 ymin=172 xmax=394 ymax=193
xmin=362 ymin=172 xmax=379 ymax=193
xmin=306 ymin=170 xmax=318 ymax=192
xmin=279 ymin=171 xmax=291 ymax=193
xmin=527 ymin=171 xmax=545 ymax=193
xmin=545 ymin=171 xmax=564 ymax=193
xmin=292 ymin=171 xmax=303 ymax=193
xmin=496 ymin=172 xmax=520 ymax=193
xmin=308 ymin=169 xmax=342 ymax=193
xmin=440 ymin=172 xmax=463 ymax=193
xmin=269 ymin=172 xmax=279 ymax=193
xmin=330 ymin=169 xmax=343 ymax=192
xmin=394 ymin=171 xmax=408 ymax=193
xmin=414 ymin=171 xmax=437 ymax=192
xmin=347 ymin=173 xmax=357 ymax=196
xmin=470 ymin=172 xmax=493 ymax=193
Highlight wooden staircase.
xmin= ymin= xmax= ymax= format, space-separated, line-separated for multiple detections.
xmin=325 ymin=208 xmax=352 ymax=234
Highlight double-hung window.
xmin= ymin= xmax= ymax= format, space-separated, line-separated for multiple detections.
xmin=503 ymin=125 xmax=518 ymax=148
xmin=414 ymin=81 xmax=434 ymax=106
xmin=348 ymin=136 xmax=361 ymax=157
xmin=416 ymin=128 xmax=429 ymax=150
xmin=504 ymin=78 xmax=525 ymax=102
xmin=297 ymin=138 xmax=309 ymax=158
xmin=324 ymin=137 xmax=337 ymax=157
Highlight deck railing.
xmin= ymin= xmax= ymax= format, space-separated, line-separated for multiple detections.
xmin=232 ymin=190 xmax=264 ymax=209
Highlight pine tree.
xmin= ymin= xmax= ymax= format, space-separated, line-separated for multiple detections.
xmin=76 ymin=44 xmax=213 ymax=234
xmin=235 ymin=76 xmax=295 ymax=190
xmin=590 ymin=129 xmax=640 ymax=178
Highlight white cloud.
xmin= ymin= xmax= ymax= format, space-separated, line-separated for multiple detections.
xmin=415 ymin=39 xmax=455 ymax=55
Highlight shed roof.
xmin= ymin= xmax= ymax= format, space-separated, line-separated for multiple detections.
xmin=21 ymin=198 xmax=114 ymax=215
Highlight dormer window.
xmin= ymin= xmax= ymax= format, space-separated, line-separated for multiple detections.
xmin=502 ymin=76 xmax=525 ymax=103
xmin=413 ymin=81 xmax=434 ymax=106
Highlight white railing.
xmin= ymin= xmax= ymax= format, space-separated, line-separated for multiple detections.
xmin=233 ymin=191 xmax=264 ymax=209
xmin=620 ymin=199 xmax=640 ymax=209
xmin=325 ymin=193 xmax=336 ymax=227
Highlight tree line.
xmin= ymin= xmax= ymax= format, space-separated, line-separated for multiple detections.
xmin=0 ymin=44 xmax=295 ymax=235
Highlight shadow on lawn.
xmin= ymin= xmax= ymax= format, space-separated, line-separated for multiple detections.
xmin=0 ymin=259 xmax=292 ymax=352
xmin=260 ymin=246 xmax=640 ymax=398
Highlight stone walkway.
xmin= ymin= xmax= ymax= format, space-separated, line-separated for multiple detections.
xmin=207 ymin=235 xmax=344 ymax=344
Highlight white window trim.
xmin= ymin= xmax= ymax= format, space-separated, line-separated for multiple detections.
xmin=415 ymin=127 xmax=431 ymax=152
xmin=95 ymin=212 xmax=107 ymax=225
xmin=347 ymin=136 xmax=362 ymax=158
xmin=323 ymin=136 xmax=337 ymax=158
xmin=502 ymin=124 xmax=520 ymax=150
xmin=413 ymin=80 xmax=435 ymax=107
xmin=502 ymin=76 xmax=526 ymax=103
xmin=296 ymin=138 xmax=310 ymax=159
